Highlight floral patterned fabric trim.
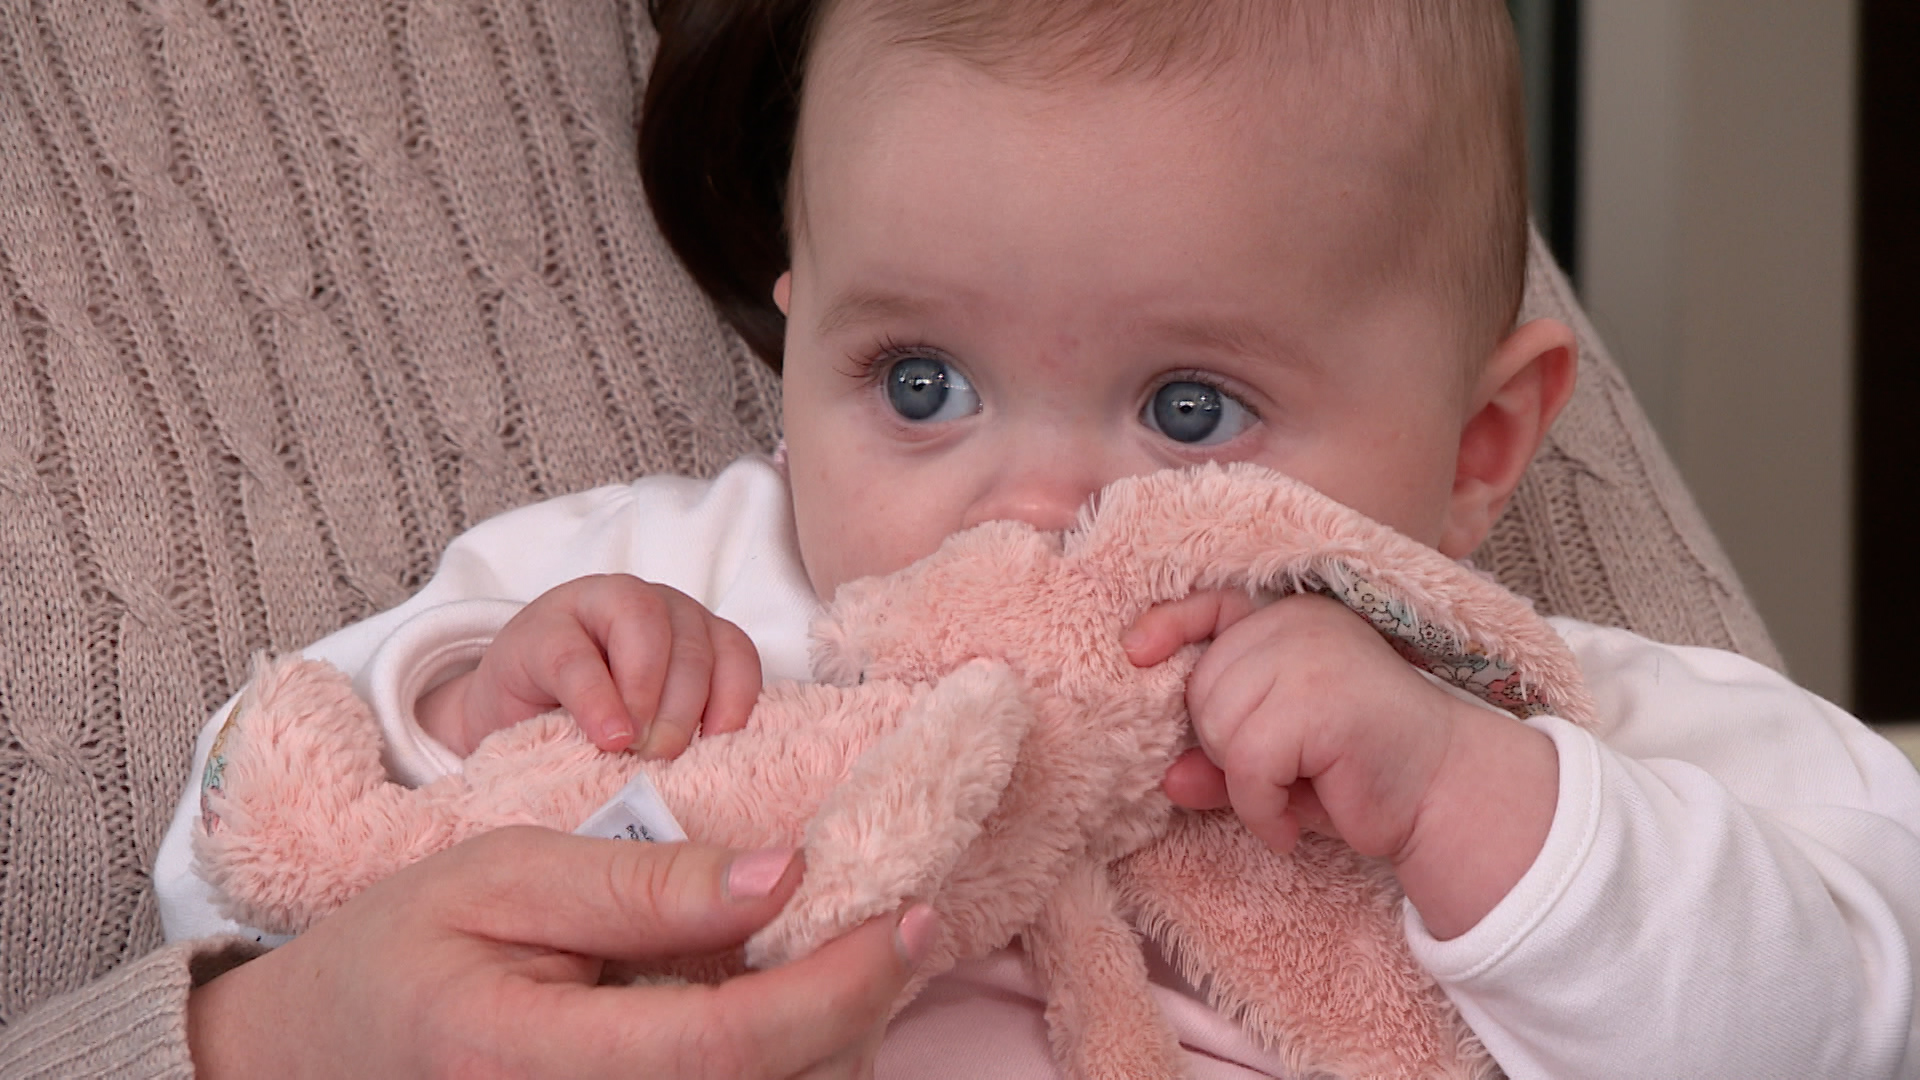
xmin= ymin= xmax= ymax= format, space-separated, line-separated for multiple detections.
xmin=1323 ymin=573 xmax=1554 ymax=719
xmin=200 ymin=708 xmax=240 ymax=831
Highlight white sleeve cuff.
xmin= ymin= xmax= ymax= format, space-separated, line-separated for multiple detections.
xmin=1403 ymin=713 xmax=1601 ymax=978
xmin=361 ymin=599 xmax=522 ymax=787
xmin=1401 ymin=707 xmax=1915 ymax=1077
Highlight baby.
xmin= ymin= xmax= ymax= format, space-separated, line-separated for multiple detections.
xmin=157 ymin=0 xmax=1920 ymax=1076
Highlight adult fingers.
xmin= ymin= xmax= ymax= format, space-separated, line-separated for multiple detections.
xmin=1121 ymin=589 xmax=1260 ymax=667
xmin=506 ymin=904 xmax=934 ymax=1080
xmin=439 ymin=829 xmax=802 ymax=960
xmin=700 ymin=904 xmax=936 ymax=1077
xmin=792 ymin=1024 xmax=888 ymax=1080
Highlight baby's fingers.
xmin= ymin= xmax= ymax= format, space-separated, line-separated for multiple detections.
xmin=603 ymin=590 xmax=761 ymax=759
xmin=625 ymin=593 xmax=716 ymax=758
xmin=1162 ymin=747 xmax=1231 ymax=809
xmin=1227 ymin=769 xmax=1302 ymax=854
xmin=699 ymin=616 xmax=763 ymax=738
xmin=1122 ymin=589 xmax=1262 ymax=667
xmin=636 ymin=603 xmax=756 ymax=759
xmin=541 ymin=619 xmax=639 ymax=752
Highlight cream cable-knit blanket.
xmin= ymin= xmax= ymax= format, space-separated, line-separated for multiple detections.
xmin=0 ymin=1 xmax=1774 ymax=1075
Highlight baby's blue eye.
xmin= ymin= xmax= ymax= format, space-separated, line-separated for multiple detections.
xmin=1144 ymin=381 xmax=1252 ymax=445
xmin=885 ymin=356 xmax=979 ymax=422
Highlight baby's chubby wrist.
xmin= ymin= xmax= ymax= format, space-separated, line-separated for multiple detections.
xmin=1391 ymin=697 xmax=1560 ymax=941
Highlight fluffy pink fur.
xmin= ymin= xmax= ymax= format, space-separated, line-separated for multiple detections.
xmin=196 ymin=463 xmax=1594 ymax=1080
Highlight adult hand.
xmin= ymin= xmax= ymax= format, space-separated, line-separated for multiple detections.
xmin=189 ymin=828 xmax=937 ymax=1078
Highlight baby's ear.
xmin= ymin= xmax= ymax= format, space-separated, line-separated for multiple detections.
xmin=773 ymin=271 xmax=793 ymax=316
xmin=1439 ymin=318 xmax=1578 ymax=558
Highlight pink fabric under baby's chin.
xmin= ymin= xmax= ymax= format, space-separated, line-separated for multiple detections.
xmin=875 ymin=946 xmax=1292 ymax=1079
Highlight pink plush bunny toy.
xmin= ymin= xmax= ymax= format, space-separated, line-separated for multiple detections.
xmin=197 ymin=463 xmax=1592 ymax=1080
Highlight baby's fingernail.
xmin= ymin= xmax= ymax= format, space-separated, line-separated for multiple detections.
xmin=637 ymin=723 xmax=675 ymax=759
xmin=725 ymin=847 xmax=796 ymax=901
xmin=601 ymin=722 xmax=634 ymax=750
xmin=894 ymin=903 xmax=940 ymax=969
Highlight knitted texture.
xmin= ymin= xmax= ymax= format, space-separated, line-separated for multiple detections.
xmin=0 ymin=937 xmax=259 ymax=1079
xmin=0 ymin=0 xmax=1772 ymax=1068
xmin=1475 ymin=232 xmax=1783 ymax=670
xmin=0 ymin=0 xmax=778 ymax=1032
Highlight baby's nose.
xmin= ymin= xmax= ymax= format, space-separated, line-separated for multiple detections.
xmin=963 ymin=465 xmax=1104 ymax=534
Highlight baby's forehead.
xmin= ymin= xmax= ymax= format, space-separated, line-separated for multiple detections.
xmin=804 ymin=8 xmax=1437 ymax=187
xmin=799 ymin=0 xmax=1526 ymax=355
xmin=822 ymin=0 xmax=1441 ymax=86
xmin=805 ymin=1 xmax=1461 ymax=207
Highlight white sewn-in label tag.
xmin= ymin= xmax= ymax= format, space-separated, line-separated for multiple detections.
xmin=573 ymin=772 xmax=688 ymax=843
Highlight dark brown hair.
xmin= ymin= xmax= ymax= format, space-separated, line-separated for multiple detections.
xmin=642 ymin=0 xmax=819 ymax=370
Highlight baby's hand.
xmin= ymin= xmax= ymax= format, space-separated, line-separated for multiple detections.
xmin=1124 ymin=591 xmax=1559 ymax=939
xmin=417 ymin=575 xmax=762 ymax=760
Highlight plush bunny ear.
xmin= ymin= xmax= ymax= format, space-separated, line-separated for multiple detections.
xmin=1068 ymin=463 xmax=1595 ymax=727
xmin=1313 ymin=569 xmax=1583 ymax=722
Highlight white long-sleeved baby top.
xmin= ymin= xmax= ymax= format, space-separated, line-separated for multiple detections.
xmin=155 ymin=457 xmax=1920 ymax=1079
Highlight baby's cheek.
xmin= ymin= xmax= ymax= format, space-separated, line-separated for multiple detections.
xmin=815 ymin=530 xmax=944 ymax=599
xmin=790 ymin=498 xmax=863 ymax=600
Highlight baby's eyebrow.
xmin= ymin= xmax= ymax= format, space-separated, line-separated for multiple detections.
xmin=814 ymin=287 xmax=1304 ymax=369
xmin=1134 ymin=313 xmax=1304 ymax=369
xmin=816 ymin=287 xmax=946 ymax=337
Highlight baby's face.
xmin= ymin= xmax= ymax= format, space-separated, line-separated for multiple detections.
xmin=781 ymin=43 xmax=1483 ymax=601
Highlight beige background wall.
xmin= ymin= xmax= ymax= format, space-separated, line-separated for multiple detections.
xmin=1579 ymin=2 xmax=1858 ymax=706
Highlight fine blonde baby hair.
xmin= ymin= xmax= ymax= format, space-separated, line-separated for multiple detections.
xmin=807 ymin=0 xmax=1530 ymax=366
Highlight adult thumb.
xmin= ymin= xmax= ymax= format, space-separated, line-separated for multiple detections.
xmin=437 ymin=827 xmax=803 ymax=960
